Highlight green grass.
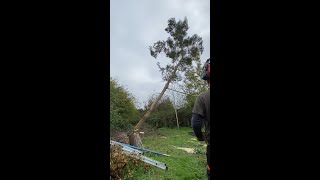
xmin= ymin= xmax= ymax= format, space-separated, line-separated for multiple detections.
xmin=124 ymin=127 xmax=207 ymax=180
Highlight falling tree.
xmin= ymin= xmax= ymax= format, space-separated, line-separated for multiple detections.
xmin=129 ymin=17 xmax=204 ymax=146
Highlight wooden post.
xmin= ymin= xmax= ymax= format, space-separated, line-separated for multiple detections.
xmin=171 ymin=85 xmax=179 ymax=129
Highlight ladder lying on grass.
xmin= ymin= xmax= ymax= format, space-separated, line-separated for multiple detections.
xmin=111 ymin=140 xmax=170 ymax=157
xmin=110 ymin=140 xmax=168 ymax=170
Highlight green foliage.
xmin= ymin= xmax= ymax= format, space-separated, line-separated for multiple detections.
xmin=176 ymin=107 xmax=192 ymax=127
xmin=143 ymin=94 xmax=177 ymax=128
xmin=182 ymin=58 xmax=207 ymax=95
xmin=149 ymin=17 xmax=204 ymax=82
xmin=110 ymin=77 xmax=139 ymax=130
xmin=176 ymin=57 xmax=208 ymax=127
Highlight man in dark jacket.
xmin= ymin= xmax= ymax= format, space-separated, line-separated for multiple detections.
xmin=192 ymin=58 xmax=211 ymax=179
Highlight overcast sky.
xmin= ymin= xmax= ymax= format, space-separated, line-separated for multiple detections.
xmin=110 ymin=0 xmax=210 ymax=108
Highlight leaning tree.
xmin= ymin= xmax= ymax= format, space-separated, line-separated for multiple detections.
xmin=129 ymin=17 xmax=204 ymax=146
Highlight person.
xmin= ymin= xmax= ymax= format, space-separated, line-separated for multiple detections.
xmin=192 ymin=58 xmax=211 ymax=179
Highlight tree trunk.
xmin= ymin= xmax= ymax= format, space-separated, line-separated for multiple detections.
xmin=128 ymin=62 xmax=180 ymax=146
xmin=187 ymin=117 xmax=190 ymax=127
xmin=172 ymin=88 xmax=179 ymax=128
xmin=128 ymin=132 xmax=143 ymax=147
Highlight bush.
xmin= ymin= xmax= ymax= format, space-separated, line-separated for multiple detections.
xmin=110 ymin=145 xmax=150 ymax=179
xmin=144 ymin=95 xmax=178 ymax=128
xmin=110 ymin=77 xmax=139 ymax=130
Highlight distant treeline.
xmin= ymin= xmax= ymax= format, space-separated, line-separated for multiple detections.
xmin=110 ymin=77 xmax=206 ymax=131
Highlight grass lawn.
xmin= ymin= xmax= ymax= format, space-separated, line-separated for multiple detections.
xmin=124 ymin=127 xmax=208 ymax=180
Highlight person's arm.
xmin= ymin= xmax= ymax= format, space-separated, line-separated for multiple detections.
xmin=192 ymin=94 xmax=206 ymax=141
xmin=192 ymin=113 xmax=205 ymax=141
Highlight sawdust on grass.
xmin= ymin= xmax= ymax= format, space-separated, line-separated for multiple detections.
xmin=172 ymin=145 xmax=195 ymax=153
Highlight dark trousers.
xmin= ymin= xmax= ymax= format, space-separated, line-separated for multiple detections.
xmin=206 ymin=144 xmax=210 ymax=179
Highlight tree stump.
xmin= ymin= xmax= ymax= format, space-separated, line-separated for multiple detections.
xmin=128 ymin=132 xmax=143 ymax=148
